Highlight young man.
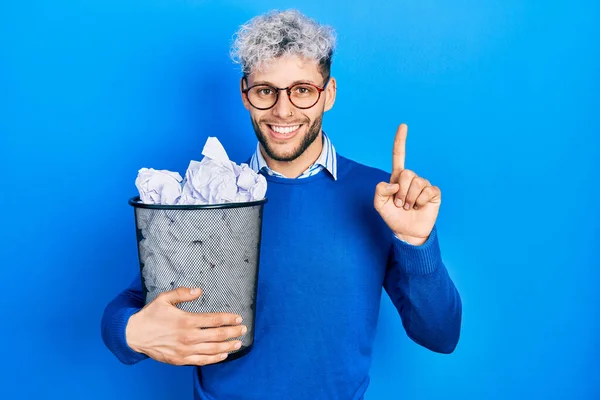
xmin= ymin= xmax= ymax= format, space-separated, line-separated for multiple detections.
xmin=102 ymin=9 xmax=462 ymax=400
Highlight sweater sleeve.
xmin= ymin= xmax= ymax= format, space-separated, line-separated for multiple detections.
xmin=101 ymin=274 xmax=150 ymax=365
xmin=382 ymin=225 xmax=462 ymax=353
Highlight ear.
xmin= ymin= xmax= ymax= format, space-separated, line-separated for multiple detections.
xmin=323 ymin=77 xmax=337 ymax=112
xmin=240 ymin=77 xmax=251 ymax=110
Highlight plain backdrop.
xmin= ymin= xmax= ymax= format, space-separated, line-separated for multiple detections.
xmin=1 ymin=0 xmax=598 ymax=399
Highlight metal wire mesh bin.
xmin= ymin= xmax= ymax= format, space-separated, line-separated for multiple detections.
xmin=129 ymin=196 xmax=267 ymax=362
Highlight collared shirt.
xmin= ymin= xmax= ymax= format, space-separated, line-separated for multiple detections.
xmin=249 ymin=131 xmax=338 ymax=180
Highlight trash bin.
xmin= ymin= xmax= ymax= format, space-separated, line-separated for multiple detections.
xmin=128 ymin=196 xmax=267 ymax=362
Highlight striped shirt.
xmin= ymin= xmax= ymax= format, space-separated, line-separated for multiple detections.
xmin=249 ymin=131 xmax=338 ymax=180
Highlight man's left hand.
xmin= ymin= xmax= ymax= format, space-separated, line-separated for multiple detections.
xmin=374 ymin=123 xmax=441 ymax=246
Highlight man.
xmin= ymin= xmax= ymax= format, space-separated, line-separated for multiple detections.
xmin=101 ymin=9 xmax=462 ymax=400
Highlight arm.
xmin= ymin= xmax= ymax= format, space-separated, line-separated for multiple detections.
xmin=100 ymin=275 xmax=149 ymax=365
xmin=101 ymin=276 xmax=247 ymax=367
xmin=383 ymin=225 xmax=462 ymax=354
xmin=374 ymin=123 xmax=462 ymax=353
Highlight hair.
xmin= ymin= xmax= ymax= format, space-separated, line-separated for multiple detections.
xmin=230 ymin=9 xmax=336 ymax=79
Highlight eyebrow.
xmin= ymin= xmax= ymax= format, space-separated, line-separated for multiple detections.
xmin=251 ymin=79 xmax=318 ymax=87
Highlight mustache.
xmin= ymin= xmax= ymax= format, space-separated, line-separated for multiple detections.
xmin=260 ymin=118 xmax=307 ymax=125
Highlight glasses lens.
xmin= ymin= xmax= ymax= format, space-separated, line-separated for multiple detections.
xmin=289 ymin=84 xmax=320 ymax=108
xmin=247 ymin=85 xmax=277 ymax=109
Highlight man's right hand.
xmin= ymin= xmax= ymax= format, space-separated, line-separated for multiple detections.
xmin=125 ymin=287 xmax=247 ymax=366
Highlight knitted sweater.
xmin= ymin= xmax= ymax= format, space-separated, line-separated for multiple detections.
xmin=101 ymin=154 xmax=462 ymax=400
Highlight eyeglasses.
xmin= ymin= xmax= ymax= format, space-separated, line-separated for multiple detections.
xmin=241 ymin=77 xmax=330 ymax=110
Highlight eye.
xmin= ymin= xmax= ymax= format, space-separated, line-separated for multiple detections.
xmin=292 ymin=85 xmax=316 ymax=96
xmin=256 ymin=87 xmax=273 ymax=96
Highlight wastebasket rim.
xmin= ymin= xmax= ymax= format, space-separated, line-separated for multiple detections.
xmin=128 ymin=196 xmax=268 ymax=209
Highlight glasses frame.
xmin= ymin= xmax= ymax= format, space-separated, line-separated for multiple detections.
xmin=241 ymin=76 xmax=330 ymax=110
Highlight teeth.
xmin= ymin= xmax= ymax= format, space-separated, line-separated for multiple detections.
xmin=271 ymin=125 xmax=300 ymax=134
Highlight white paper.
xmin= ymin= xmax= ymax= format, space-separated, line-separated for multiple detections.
xmin=135 ymin=168 xmax=183 ymax=205
xmin=237 ymin=164 xmax=256 ymax=190
xmin=179 ymin=161 xmax=208 ymax=205
xmin=249 ymin=174 xmax=267 ymax=201
xmin=136 ymin=137 xmax=267 ymax=206
xmin=177 ymin=137 xmax=267 ymax=205
xmin=180 ymin=158 xmax=237 ymax=204
xmin=201 ymin=136 xmax=233 ymax=170
xmin=237 ymin=163 xmax=267 ymax=202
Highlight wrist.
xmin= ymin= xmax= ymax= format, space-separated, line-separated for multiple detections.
xmin=125 ymin=312 xmax=143 ymax=354
xmin=394 ymin=233 xmax=428 ymax=246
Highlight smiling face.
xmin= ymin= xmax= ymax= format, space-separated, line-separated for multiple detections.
xmin=241 ymin=54 xmax=336 ymax=170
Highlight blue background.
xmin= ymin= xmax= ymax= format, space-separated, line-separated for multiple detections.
xmin=1 ymin=0 xmax=598 ymax=399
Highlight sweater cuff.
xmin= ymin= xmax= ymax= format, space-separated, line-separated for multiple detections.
xmin=392 ymin=225 xmax=442 ymax=276
xmin=107 ymin=307 xmax=149 ymax=365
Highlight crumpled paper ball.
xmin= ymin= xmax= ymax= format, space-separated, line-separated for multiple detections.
xmin=135 ymin=168 xmax=183 ymax=205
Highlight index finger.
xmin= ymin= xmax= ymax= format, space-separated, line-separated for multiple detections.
xmin=392 ymin=123 xmax=408 ymax=172
xmin=192 ymin=312 xmax=243 ymax=328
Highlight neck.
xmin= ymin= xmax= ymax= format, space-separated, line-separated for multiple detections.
xmin=261 ymin=132 xmax=323 ymax=178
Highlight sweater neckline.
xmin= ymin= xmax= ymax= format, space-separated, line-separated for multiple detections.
xmin=250 ymin=154 xmax=350 ymax=185
xmin=261 ymin=170 xmax=331 ymax=185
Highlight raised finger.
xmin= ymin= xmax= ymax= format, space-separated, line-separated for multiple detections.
xmin=391 ymin=123 xmax=408 ymax=180
xmin=394 ymin=169 xmax=416 ymax=207
xmin=404 ymin=177 xmax=428 ymax=210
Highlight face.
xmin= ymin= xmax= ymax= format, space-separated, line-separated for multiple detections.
xmin=241 ymin=55 xmax=336 ymax=163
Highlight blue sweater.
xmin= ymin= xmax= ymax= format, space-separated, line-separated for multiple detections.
xmin=101 ymin=154 xmax=462 ymax=400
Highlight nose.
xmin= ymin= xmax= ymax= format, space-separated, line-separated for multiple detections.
xmin=271 ymin=89 xmax=294 ymax=118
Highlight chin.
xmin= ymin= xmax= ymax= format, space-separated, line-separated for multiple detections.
xmin=252 ymin=114 xmax=322 ymax=163
xmin=264 ymin=142 xmax=304 ymax=162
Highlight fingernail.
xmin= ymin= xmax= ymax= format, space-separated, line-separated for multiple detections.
xmin=404 ymin=202 xmax=410 ymax=210
xmin=241 ymin=325 xmax=248 ymax=334
xmin=235 ymin=316 xmax=243 ymax=324
xmin=234 ymin=341 xmax=242 ymax=349
xmin=190 ymin=288 xmax=200 ymax=295
xmin=395 ymin=199 xmax=403 ymax=207
xmin=386 ymin=184 xmax=396 ymax=190
xmin=220 ymin=353 xmax=228 ymax=360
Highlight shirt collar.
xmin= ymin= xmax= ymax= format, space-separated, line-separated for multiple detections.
xmin=249 ymin=131 xmax=338 ymax=180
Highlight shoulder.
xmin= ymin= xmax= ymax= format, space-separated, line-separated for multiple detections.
xmin=336 ymin=154 xmax=391 ymax=184
xmin=334 ymin=154 xmax=394 ymax=242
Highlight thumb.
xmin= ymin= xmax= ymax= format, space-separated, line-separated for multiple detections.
xmin=374 ymin=182 xmax=399 ymax=211
xmin=160 ymin=287 xmax=203 ymax=306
